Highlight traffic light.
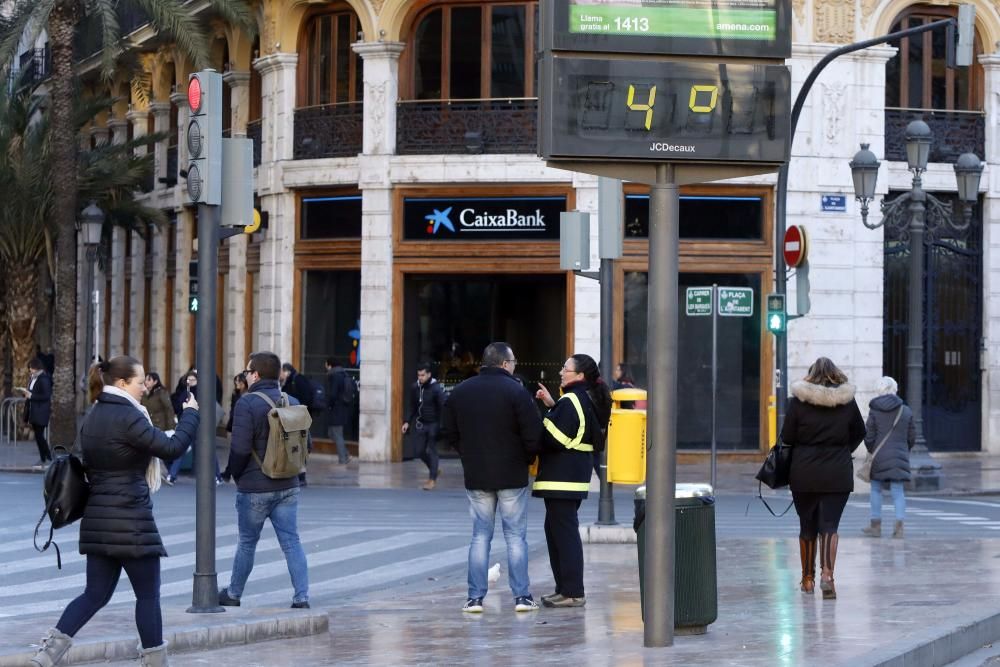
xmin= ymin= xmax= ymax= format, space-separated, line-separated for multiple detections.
xmin=188 ymin=260 xmax=199 ymax=313
xmin=185 ymin=70 xmax=222 ymax=206
xmin=766 ymin=293 xmax=786 ymax=334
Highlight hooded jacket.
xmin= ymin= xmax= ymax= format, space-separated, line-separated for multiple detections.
xmin=780 ymin=380 xmax=866 ymax=493
xmin=864 ymin=394 xmax=916 ymax=482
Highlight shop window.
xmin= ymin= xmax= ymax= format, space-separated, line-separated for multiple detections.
xmin=409 ymin=2 xmax=537 ymax=100
xmin=885 ymin=6 xmax=982 ymax=111
xmin=624 ymin=271 xmax=761 ymax=450
xmin=299 ymin=11 xmax=364 ymax=107
xmin=300 ymin=195 xmax=362 ymax=239
xmin=624 ymin=195 xmax=763 ymax=240
xmin=301 ymin=270 xmax=362 ymax=440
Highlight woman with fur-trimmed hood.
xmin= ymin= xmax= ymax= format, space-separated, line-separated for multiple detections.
xmin=780 ymin=357 xmax=865 ymax=600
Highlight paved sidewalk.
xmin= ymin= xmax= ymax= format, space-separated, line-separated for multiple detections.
xmin=63 ymin=537 xmax=1000 ymax=667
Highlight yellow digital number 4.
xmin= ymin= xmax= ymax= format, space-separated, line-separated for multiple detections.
xmin=626 ymin=84 xmax=656 ymax=130
xmin=688 ymin=85 xmax=719 ymax=113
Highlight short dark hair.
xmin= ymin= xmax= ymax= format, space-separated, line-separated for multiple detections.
xmin=146 ymin=371 xmax=163 ymax=389
xmin=416 ymin=361 xmax=433 ymax=374
xmin=482 ymin=342 xmax=512 ymax=369
xmin=29 ymin=357 xmax=44 ymax=371
xmin=249 ymin=352 xmax=281 ymax=380
xmin=281 ymin=362 xmax=296 ymax=373
xmin=325 ymin=357 xmax=340 ymax=368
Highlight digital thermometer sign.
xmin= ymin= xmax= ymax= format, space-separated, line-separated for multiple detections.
xmin=538 ymin=56 xmax=791 ymax=164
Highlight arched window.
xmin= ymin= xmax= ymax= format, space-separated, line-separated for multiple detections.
xmin=407 ymin=2 xmax=537 ymax=100
xmin=299 ymin=10 xmax=364 ymax=107
xmin=885 ymin=5 xmax=983 ymax=111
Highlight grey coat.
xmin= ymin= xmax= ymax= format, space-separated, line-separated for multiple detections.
xmin=864 ymin=394 xmax=916 ymax=482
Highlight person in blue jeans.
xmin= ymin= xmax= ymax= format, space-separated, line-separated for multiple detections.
xmin=439 ymin=342 xmax=543 ymax=613
xmin=219 ymin=351 xmax=310 ymax=608
xmin=861 ymin=376 xmax=916 ymax=539
xmin=165 ymin=370 xmax=221 ymax=485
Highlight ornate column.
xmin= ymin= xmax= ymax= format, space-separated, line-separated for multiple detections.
xmin=254 ymin=53 xmax=297 ymax=165
xmin=108 ymin=227 xmax=126 ymax=355
xmin=352 ymin=42 xmax=404 ymax=155
xmin=126 ymin=108 xmax=149 ymax=156
xmin=129 ymin=232 xmax=146 ymax=358
xmin=148 ymin=225 xmax=169 ymax=375
xmin=224 ymin=70 xmax=251 ymax=136
xmin=108 ymin=118 xmax=128 ymax=146
xmin=149 ymin=101 xmax=171 ymax=189
xmin=89 ymin=126 xmax=110 ymax=147
xmin=170 ymin=91 xmax=189 ymax=170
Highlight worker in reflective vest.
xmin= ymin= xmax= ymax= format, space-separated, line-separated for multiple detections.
xmin=533 ymin=353 xmax=612 ymax=608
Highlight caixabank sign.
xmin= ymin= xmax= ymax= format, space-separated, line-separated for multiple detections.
xmin=403 ymin=196 xmax=566 ymax=241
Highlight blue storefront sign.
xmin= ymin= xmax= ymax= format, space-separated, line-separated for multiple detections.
xmin=403 ymin=196 xmax=566 ymax=241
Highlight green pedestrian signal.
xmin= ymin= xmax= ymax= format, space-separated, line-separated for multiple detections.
xmin=189 ymin=296 xmax=199 ymax=313
xmin=766 ymin=293 xmax=786 ymax=334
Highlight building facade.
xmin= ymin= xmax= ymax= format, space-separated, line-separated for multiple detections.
xmin=46 ymin=0 xmax=1000 ymax=460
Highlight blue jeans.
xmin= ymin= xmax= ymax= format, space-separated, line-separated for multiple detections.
xmin=167 ymin=441 xmax=220 ymax=480
xmin=327 ymin=425 xmax=349 ymax=463
xmin=466 ymin=487 xmax=530 ymax=600
xmin=228 ymin=488 xmax=309 ymax=603
xmin=870 ymin=479 xmax=906 ymax=521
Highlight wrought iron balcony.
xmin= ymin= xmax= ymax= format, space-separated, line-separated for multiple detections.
xmin=10 ymin=48 xmax=51 ymax=88
xmin=885 ymin=108 xmax=985 ymax=164
xmin=293 ymin=103 xmax=363 ymax=160
xmin=247 ymin=120 xmax=262 ymax=167
xmin=397 ymin=98 xmax=537 ymax=155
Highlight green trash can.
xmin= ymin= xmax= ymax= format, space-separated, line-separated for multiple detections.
xmin=634 ymin=483 xmax=718 ymax=635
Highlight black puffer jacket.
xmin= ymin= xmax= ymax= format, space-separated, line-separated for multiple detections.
xmin=78 ymin=392 xmax=197 ymax=559
xmin=864 ymin=394 xmax=916 ymax=482
xmin=780 ymin=380 xmax=866 ymax=494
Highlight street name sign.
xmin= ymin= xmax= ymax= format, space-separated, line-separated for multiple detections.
xmin=685 ymin=287 xmax=713 ymax=316
xmin=718 ymin=287 xmax=753 ymax=317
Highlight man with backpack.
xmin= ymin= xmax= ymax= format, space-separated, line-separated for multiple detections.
xmin=219 ymin=351 xmax=311 ymax=609
xmin=325 ymin=357 xmax=354 ymax=465
xmin=280 ymin=363 xmax=314 ymax=408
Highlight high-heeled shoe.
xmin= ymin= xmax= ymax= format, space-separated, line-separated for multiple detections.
xmin=798 ymin=537 xmax=816 ymax=594
xmin=820 ymin=577 xmax=836 ymax=599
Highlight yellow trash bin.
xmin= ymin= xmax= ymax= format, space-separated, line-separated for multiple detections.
xmin=607 ymin=388 xmax=647 ymax=484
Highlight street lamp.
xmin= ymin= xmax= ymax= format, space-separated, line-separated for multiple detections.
xmin=849 ymin=130 xmax=983 ymax=491
xmin=78 ymin=201 xmax=104 ymax=380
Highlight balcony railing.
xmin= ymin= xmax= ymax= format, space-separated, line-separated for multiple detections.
xmin=247 ymin=119 xmax=262 ymax=167
xmin=293 ymin=103 xmax=363 ymax=160
xmin=885 ymin=108 xmax=985 ymax=164
xmin=396 ymin=98 xmax=537 ymax=155
xmin=10 ymin=48 xmax=50 ymax=88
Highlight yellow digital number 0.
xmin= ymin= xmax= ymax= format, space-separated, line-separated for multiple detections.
xmin=688 ymin=85 xmax=719 ymax=113
xmin=626 ymin=84 xmax=656 ymax=130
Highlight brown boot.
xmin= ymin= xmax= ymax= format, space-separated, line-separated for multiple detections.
xmin=819 ymin=533 xmax=839 ymax=600
xmin=798 ymin=537 xmax=816 ymax=593
xmin=861 ymin=519 xmax=881 ymax=537
xmin=892 ymin=520 xmax=904 ymax=538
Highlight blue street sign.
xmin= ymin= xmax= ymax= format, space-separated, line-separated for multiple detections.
xmin=821 ymin=194 xmax=846 ymax=212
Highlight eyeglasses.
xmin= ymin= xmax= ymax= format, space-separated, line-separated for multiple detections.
xmin=561 ymin=365 xmax=580 ymax=373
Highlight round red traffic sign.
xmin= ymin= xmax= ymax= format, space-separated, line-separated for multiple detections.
xmin=783 ymin=225 xmax=807 ymax=268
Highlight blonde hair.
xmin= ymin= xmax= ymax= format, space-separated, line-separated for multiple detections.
xmin=804 ymin=357 xmax=848 ymax=387
xmin=874 ymin=376 xmax=898 ymax=396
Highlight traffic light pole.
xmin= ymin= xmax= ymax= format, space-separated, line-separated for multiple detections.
xmin=189 ymin=203 xmax=223 ymax=614
xmin=774 ymin=17 xmax=957 ymax=433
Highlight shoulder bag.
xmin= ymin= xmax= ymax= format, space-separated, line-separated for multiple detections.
xmin=857 ymin=406 xmax=903 ymax=483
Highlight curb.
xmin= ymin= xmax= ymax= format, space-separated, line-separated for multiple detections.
xmin=857 ymin=607 xmax=1000 ymax=667
xmin=0 ymin=611 xmax=328 ymax=666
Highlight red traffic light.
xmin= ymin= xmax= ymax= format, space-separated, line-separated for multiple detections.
xmin=187 ymin=76 xmax=202 ymax=114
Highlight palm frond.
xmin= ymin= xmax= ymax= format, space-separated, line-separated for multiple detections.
xmin=0 ymin=0 xmax=56 ymax=78
xmin=128 ymin=0 xmax=210 ymax=69
xmin=206 ymin=0 xmax=258 ymax=39
xmin=89 ymin=0 xmax=124 ymax=81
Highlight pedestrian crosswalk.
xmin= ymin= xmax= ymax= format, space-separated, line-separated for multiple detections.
xmin=0 ymin=485 xmax=548 ymax=622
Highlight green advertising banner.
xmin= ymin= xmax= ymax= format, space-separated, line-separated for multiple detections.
xmin=569 ymin=0 xmax=777 ymax=41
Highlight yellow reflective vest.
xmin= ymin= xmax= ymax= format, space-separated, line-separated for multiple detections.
xmin=532 ymin=384 xmax=601 ymax=500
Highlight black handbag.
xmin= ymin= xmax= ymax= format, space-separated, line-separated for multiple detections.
xmin=756 ymin=442 xmax=792 ymax=489
xmin=34 ymin=449 xmax=90 ymax=569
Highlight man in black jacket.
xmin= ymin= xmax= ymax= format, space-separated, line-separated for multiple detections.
xmin=401 ymin=362 xmax=446 ymax=490
xmin=219 ymin=352 xmax=310 ymax=609
xmin=439 ymin=342 xmax=543 ymax=614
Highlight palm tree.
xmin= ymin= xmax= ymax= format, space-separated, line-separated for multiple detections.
xmin=0 ymin=0 xmax=255 ymax=446
xmin=0 ymin=75 xmax=169 ymax=391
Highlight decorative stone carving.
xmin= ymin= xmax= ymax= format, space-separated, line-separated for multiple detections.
xmin=860 ymin=0 xmax=880 ymax=28
xmin=370 ymin=0 xmax=387 ymax=15
xmin=367 ymin=81 xmax=387 ymax=152
xmin=815 ymin=0 xmax=855 ymax=44
xmin=792 ymin=0 xmax=806 ymax=25
xmin=821 ymin=82 xmax=847 ymax=144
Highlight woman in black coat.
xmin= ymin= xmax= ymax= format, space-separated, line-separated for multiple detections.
xmin=780 ymin=357 xmax=865 ymax=601
xmin=31 ymin=356 xmax=199 ymax=667
xmin=861 ymin=376 xmax=915 ymax=539
xmin=533 ymin=354 xmax=612 ymax=608
xmin=24 ymin=357 xmax=53 ymax=465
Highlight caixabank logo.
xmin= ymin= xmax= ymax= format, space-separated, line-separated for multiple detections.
xmin=404 ymin=196 xmax=566 ymax=241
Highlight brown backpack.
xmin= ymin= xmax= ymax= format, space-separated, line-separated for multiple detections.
xmin=250 ymin=392 xmax=312 ymax=479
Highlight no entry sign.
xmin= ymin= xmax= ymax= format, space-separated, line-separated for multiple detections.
xmin=783 ymin=225 xmax=807 ymax=268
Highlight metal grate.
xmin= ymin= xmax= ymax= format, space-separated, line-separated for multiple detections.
xmin=396 ymin=98 xmax=537 ymax=155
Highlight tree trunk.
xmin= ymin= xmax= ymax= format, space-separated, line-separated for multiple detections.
xmin=7 ymin=258 xmax=40 ymax=389
xmin=47 ymin=1 xmax=80 ymax=447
